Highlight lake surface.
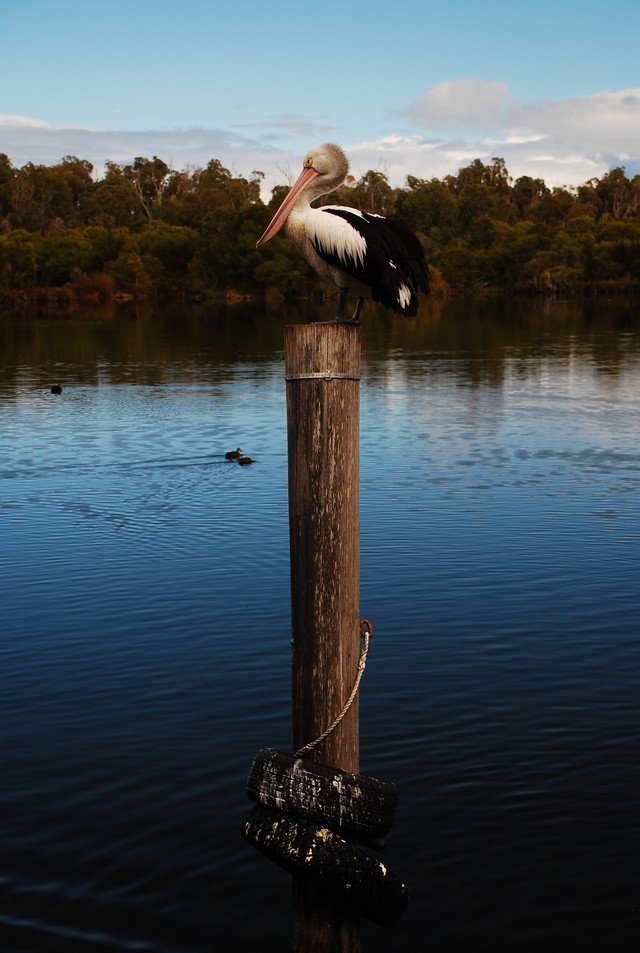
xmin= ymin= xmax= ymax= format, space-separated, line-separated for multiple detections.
xmin=1 ymin=298 xmax=639 ymax=952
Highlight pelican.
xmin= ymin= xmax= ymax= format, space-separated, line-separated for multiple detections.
xmin=256 ymin=143 xmax=429 ymax=323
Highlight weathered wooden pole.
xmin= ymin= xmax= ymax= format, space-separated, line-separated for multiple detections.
xmin=285 ymin=322 xmax=361 ymax=953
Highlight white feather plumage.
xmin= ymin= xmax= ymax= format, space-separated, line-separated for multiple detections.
xmin=306 ymin=209 xmax=368 ymax=269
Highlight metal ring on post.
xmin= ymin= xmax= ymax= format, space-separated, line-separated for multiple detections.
xmin=285 ymin=372 xmax=361 ymax=381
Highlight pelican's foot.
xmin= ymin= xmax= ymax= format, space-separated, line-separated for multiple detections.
xmin=335 ymin=291 xmax=363 ymax=325
xmin=348 ymin=298 xmax=364 ymax=324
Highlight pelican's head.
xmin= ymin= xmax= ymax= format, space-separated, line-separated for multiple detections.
xmin=301 ymin=143 xmax=349 ymax=183
xmin=256 ymin=143 xmax=349 ymax=246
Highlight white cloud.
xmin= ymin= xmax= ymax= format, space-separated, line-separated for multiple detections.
xmin=404 ymin=79 xmax=512 ymax=129
xmin=235 ymin=113 xmax=337 ymax=141
xmin=0 ymin=113 xmax=284 ymax=183
xmin=516 ymin=89 xmax=640 ymax=154
xmin=399 ymin=80 xmax=640 ymax=185
xmin=404 ymin=80 xmax=640 ymax=153
xmin=0 ymin=113 xmax=63 ymax=130
xmin=2 ymin=81 xmax=639 ymax=201
xmin=345 ymin=134 xmax=610 ymax=191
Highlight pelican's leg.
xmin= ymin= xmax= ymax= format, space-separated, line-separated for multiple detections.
xmin=345 ymin=297 xmax=364 ymax=325
xmin=335 ymin=288 xmax=348 ymax=323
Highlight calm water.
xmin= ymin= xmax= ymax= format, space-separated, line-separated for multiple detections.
xmin=1 ymin=299 xmax=639 ymax=952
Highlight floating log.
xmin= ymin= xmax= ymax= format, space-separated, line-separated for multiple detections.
xmin=242 ymin=805 xmax=410 ymax=928
xmin=247 ymin=748 xmax=397 ymax=842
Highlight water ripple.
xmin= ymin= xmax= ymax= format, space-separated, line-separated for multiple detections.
xmin=1 ymin=303 xmax=640 ymax=952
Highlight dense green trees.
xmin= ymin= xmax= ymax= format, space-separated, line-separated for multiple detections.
xmin=1 ymin=150 xmax=639 ymax=304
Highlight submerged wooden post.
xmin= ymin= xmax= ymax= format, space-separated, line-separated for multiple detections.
xmin=285 ymin=322 xmax=361 ymax=952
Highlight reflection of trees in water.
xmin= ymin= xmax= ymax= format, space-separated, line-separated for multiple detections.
xmin=0 ymin=299 xmax=639 ymax=396
xmin=365 ymin=298 xmax=640 ymax=389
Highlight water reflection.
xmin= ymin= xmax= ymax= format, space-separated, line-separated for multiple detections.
xmin=2 ymin=298 xmax=640 ymax=396
xmin=1 ymin=299 xmax=639 ymax=953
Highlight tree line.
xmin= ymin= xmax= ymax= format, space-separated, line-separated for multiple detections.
xmin=1 ymin=151 xmax=639 ymax=304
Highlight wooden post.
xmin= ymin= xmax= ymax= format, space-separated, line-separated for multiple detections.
xmin=285 ymin=322 xmax=361 ymax=953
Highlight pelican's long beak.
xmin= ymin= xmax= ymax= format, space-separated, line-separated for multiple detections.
xmin=256 ymin=166 xmax=319 ymax=246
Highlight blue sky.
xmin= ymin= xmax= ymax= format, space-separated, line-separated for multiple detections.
xmin=1 ymin=0 xmax=639 ymax=194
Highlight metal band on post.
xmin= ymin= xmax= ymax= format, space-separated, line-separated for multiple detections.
xmin=285 ymin=372 xmax=361 ymax=381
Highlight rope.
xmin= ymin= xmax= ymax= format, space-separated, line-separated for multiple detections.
xmin=294 ymin=620 xmax=373 ymax=758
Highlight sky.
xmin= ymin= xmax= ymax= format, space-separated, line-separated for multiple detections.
xmin=1 ymin=0 xmax=640 ymax=197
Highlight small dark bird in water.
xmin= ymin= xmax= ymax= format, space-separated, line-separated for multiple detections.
xmin=238 ymin=456 xmax=254 ymax=466
xmin=225 ymin=447 xmax=243 ymax=459
xmin=50 ymin=384 xmax=62 ymax=395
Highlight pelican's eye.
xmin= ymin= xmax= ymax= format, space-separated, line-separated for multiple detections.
xmin=304 ymin=156 xmax=314 ymax=169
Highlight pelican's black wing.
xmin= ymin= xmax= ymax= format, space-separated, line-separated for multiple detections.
xmin=308 ymin=206 xmax=429 ymax=315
